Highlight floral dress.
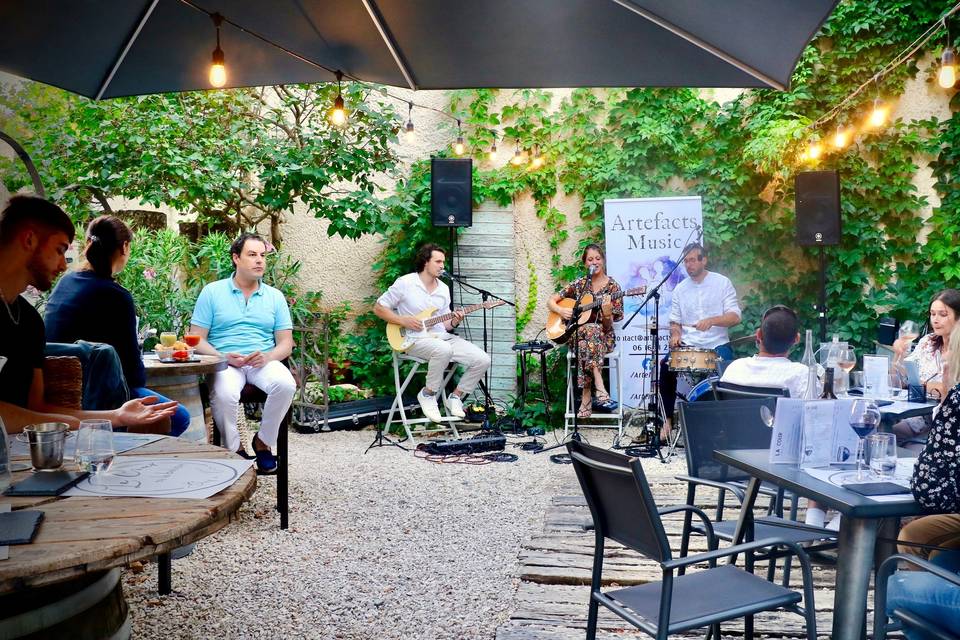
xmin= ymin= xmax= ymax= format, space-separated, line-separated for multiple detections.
xmin=558 ymin=276 xmax=624 ymax=388
xmin=912 ymin=382 xmax=960 ymax=513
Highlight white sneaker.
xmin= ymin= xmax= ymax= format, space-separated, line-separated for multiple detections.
xmin=826 ymin=513 xmax=842 ymax=532
xmin=444 ymin=394 xmax=466 ymax=418
xmin=417 ymin=389 xmax=443 ymax=423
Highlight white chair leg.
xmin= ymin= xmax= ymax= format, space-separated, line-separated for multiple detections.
xmin=565 ymin=350 xmax=574 ymax=439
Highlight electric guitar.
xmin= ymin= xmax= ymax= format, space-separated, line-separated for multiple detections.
xmin=545 ymin=286 xmax=646 ymax=344
xmin=386 ymin=300 xmax=506 ymax=352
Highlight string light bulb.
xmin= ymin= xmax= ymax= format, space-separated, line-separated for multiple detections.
xmin=939 ymin=47 xmax=956 ymax=89
xmin=867 ymin=97 xmax=889 ymax=128
xmin=453 ymin=120 xmax=465 ymax=155
xmin=806 ymin=139 xmax=823 ymax=163
xmin=404 ymin=102 xmax=415 ymax=143
xmin=329 ymin=71 xmax=347 ymax=127
xmin=510 ymin=143 xmax=524 ymax=166
xmin=488 ymin=136 xmax=498 ymax=162
xmin=529 ymin=145 xmax=544 ymax=169
xmin=832 ymin=124 xmax=851 ymax=149
xmin=208 ymin=13 xmax=227 ymax=88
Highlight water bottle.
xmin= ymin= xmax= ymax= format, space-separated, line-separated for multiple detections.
xmin=801 ymin=329 xmax=819 ymax=399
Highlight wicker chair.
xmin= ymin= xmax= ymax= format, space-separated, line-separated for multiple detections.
xmin=42 ymin=356 xmax=83 ymax=408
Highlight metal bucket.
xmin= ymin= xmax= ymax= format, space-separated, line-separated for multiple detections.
xmin=18 ymin=422 xmax=72 ymax=470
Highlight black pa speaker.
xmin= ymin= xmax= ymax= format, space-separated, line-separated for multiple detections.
xmin=431 ymin=158 xmax=473 ymax=227
xmin=795 ymin=170 xmax=841 ymax=246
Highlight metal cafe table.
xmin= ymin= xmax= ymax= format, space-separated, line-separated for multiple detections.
xmin=0 ymin=436 xmax=255 ymax=639
xmin=714 ymin=448 xmax=922 ymax=640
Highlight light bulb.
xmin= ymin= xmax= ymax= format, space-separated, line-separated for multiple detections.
xmin=488 ymin=144 xmax=498 ymax=161
xmin=209 ymin=47 xmax=226 ymax=88
xmin=453 ymin=135 xmax=465 ymax=156
xmin=511 ymin=148 xmax=524 ymax=166
xmin=404 ymin=120 xmax=415 ymax=143
xmin=330 ymin=94 xmax=347 ymax=126
xmin=807 ymin=142 xmax=822 ymax=162
xmin=939 ymin=48 xmax=956 ymax=89
xmin=832 ymin=126 xmax=850 ymax=149
xmin=867 ymin=98 xmax=888 ymax=128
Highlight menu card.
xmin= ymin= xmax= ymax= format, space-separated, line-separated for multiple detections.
xmin=863 ymin=355 xmax=890 ymax=399
xmin=769 ymin=398 xmax=860 ymax=468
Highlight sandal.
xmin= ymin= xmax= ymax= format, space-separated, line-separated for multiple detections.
xmin=577 ymin=402 xmax=593 ymax=418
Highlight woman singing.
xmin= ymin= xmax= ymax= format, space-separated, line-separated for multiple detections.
xmin=547 ymin=244 xmax=623 ymax=418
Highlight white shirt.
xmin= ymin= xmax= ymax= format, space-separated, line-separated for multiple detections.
xmin=377 ymin=272 xmax=450 ymax=339
xmin=669 ymin=271 xmax=741 ymax=349
xmin=721 ymin=355 xmax=811 ymax=399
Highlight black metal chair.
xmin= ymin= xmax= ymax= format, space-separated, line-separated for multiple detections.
xmin=567 ymin=440 xmax=817 ymax=640
xmin=676 ymin=399 xmax=836 ymax=585
xmin=874 ymin=553 xmax=960 ymax=640
xmin=712 ymin=380 xmax=790 ymax=401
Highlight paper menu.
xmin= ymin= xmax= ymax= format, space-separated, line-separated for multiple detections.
xmin=769 ymin=398 xmax=860 ymax=468
xmin=863 ymin=355 xmax=890 ymax=399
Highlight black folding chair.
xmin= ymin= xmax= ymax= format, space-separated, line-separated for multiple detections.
xmin=713 ymin=380 xmax=790 ymax=401
xmin=676 ymin=399 xmax=836 ymax=585
xmin=568 ymin=440 xmax=817 ymax=640
xmin=875 ymin=554 xmax=960 ymax=640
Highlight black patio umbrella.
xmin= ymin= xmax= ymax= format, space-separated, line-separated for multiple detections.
xmin=0 ymin=0 xmax=837 ymax=98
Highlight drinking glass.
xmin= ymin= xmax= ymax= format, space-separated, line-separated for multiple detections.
xmin=0 ymin=416 xmax=12 ymax=493
xmin=159 ymin=332 xmax=177 ymax=348
xmin=848 ymin=399 xmax=881 ymax=481
xmin=183 ymin=333 xmax=201 ymax=348
xmin=867 ymin=432 xmax=897 ymax=480
xmin=75 ymin=419 xmax=115 ymax=478
xmin=836 ymin=346 xmax=856 ymax=396
xmin=899 ymin=320 xmax=920 ymax=343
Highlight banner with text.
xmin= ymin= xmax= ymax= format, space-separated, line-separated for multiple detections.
xmin=604 ymin=196 xmax=703 ymax=407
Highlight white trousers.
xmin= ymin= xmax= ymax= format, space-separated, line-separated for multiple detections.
xmin=209 ymin=360 xmax=296 ymax=452
xmin=404 ymin=335 xmax=491 ymax=396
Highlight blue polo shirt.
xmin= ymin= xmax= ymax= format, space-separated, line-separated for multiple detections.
xmin=191 ymin=276 xmax=292 ymax=355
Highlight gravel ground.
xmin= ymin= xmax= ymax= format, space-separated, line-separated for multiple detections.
xmin=121 ymin=427 xmax=593 ymax=640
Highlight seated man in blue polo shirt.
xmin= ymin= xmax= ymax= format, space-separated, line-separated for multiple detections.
xmin=189 ymin=232 xmax=295 ymax=473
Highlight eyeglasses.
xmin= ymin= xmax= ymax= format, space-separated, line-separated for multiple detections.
xmin=762 ymin=305 xmax=798 ymax=321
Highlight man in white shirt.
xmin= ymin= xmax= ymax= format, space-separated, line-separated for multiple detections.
xmin=373 ymin=243 xmax=491 ymax=423
xmin=720 ymin=305 xmax=810 ymax=399
xmin=659 ymin=243 xmax=741 ymax=439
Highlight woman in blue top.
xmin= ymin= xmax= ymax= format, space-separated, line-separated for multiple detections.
xmin=44 ymin=215 xmax=191 ymax=436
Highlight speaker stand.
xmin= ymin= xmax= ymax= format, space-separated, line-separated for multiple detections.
xmin=817 ymin=245 xmax=828 ymax=342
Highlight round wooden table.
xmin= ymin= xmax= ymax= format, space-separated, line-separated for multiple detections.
xmin=143 ymin=354 xmax=227 ymax=442
xmin=0 ymin=437 xmax=255 ymax=639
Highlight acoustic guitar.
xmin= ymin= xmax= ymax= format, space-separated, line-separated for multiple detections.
xmin=545 ymin=286 xmax=646 ymax=344
xmin=386 ymin=300 xmax=505 ymax=352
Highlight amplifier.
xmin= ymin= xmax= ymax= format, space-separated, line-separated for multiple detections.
xmin=419 ymin=433 xmax=506 ymax=455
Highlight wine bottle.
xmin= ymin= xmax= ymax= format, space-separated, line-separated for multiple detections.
xmin=820 ymin=367 xmax=837 ymax=399
xmin=801 ymin=329 xmax=818 ymax=399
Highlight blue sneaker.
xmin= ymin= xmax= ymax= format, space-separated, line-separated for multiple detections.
xmin=252 ymin=435 xmax=278 ymax=475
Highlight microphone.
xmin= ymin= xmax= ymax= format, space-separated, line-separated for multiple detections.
xmin=588 ymin=264 xmax=598 ymax=276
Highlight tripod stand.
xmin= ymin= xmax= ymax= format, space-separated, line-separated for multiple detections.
xmin=364 ymin=409 xmax=409 ymax=453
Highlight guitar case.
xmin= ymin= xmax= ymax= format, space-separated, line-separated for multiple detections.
xmin=292 ymin=395 xmax=419 ymax=433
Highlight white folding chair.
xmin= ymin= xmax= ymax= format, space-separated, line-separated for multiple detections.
xmin=383 ymin=352 xmax=461 ymax=444
xmin=564 ymin=346 xmax=624 ymax=440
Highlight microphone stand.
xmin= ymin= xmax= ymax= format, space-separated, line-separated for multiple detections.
xmin=622 ymin=237 xmax=699 ymax=461
xmin=537 ymin=271 xmax=595 ymax=457
xmin=443 ymin=270 xmax=515 ymax=431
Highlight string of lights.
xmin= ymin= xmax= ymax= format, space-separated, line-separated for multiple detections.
xmin=800 ymin=2 xmax=959 ymax=163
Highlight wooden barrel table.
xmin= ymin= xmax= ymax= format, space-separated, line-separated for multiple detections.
xmin=0 ymin=437 xmax=255 ymax=639
xmin=143 ymin=354 xmax=227 ymax=443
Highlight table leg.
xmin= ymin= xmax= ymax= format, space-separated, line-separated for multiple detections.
xmin=728 ymin=476 xmax=761 ymax=566
xmin=832 ymin=517 xmax=879 ymax=640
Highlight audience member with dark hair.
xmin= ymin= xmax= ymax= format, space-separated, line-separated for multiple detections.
xmin=45 ymin=215 xmax=191 ymax=435
xmin=189 ymin=232 xmax=294 ymax=473
xmin=0 ymin=195 xmax=177 ymax=432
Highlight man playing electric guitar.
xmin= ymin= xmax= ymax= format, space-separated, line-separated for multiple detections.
xmin=373 ymin=243 xmax=491 ymax=423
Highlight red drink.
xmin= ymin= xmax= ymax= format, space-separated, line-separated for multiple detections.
xmin=184 ymin=334 xmax=201 ymax=347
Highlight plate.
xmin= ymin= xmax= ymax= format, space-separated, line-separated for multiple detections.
xmin=157 ymin=356 xmax=201 ymax=364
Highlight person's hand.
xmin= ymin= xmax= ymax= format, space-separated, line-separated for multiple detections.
xmin=226 ymin=352 xmax=247 ymax=368
xmin=892 ymin=336 xmax=912 ymax=361
xmin=402 ymin=316 xmax=425 ymax=331
xmin=557 ymin=306 xmax=573 ymax=321
xmin=694 ymin=318 xmax=713 ymax=332
xmin=115 ymin=396 xmax=178 ymax=426
xmin=928 ymin=381 xmax=946 ymax=402
xmin=451 ymin=309 xmax=465 ymax=327
xmin=601 ymin=301 xmax=613 ymax=320
xmin=669 ymin=335 xmax=682 ymax=349
xmin=245 ymin=351 xmax=267 ymax=368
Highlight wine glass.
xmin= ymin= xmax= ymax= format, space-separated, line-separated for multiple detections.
xmin=75 ymin=419 xmax=115 ymax=480
xmin=899 ymin=320 xmax=920 ymax=343
xmin=848 ymin=399 xmax=881 ymax=481
xmin=836 ymin=346 xmax=856 ymax=396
